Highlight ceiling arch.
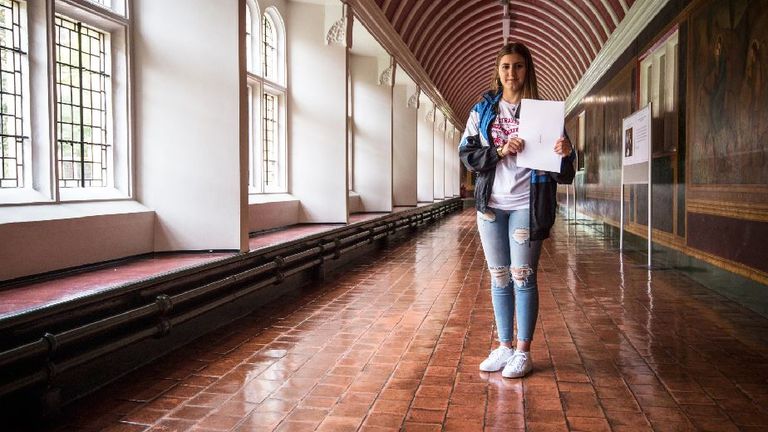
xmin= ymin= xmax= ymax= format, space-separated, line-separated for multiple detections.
xmin=371 ymin=0 xmax=636 ymax=119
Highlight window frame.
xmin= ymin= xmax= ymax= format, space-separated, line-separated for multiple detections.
xmin=639 ymin=26 xmax=679 ymax=154
xmin=0 ymin=0 xmax=50 ymax=205
xmin=82 ymin=0 xmax=127 ymax=19
xmin=245 ymin=0 xmax=258 ymax=76
xmin=261 ymin=11 xmax=276 ymax=82
xmin=0 ymin=0 xmax=31 ymax=191
xmin=346 ymin=69 xmax=353 ymax=191
xmin=55 ymin=0 xmax=131 ymax=202
xmin=577 ymin=110 xmax=585 ymax=171
xmin=244 ymin=2 xmax=286 ymax=195
xmin=261 ymin=82 xmax=285 ymax=193
xmin=0 ymin=0 xmax=132 ymax=205
xmin=261 ymin=7 xmax=285 ymax=87
xmin=54 ymin=14 xmax=113 ymax=190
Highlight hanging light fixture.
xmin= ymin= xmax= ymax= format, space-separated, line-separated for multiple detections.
xmin=500 ymin=0 xmax=511 ymax=44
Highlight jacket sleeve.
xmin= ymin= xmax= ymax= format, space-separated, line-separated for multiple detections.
xmin=460 ymin=135 xmax=501 ymax=172
xmin=549 ymin=130 xmax=576 ymax=184
xmin=458 ymin=107 xmax=500 ymax=173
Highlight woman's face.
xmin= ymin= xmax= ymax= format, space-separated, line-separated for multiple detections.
xmin=498 ymin=53 xmax=526 ymax=93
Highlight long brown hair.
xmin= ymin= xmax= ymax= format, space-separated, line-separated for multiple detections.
xmin=489 ymin=42 xmax=540 ymax=99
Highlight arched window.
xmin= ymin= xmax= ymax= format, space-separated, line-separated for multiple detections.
xmin=347 ymin=70 xmax=353 ymax=191
xmin=260 ymin=8 xmax=285 ymax=192
xmin=262 ymin=13 xmax=276 ymax=82
xmin=243 ymin=3 xmax=286 ymax=193
xmin=245 ymin=3 xmax=253 ymax=73
xmin=244 ymin=0 xmax=259 ymax=75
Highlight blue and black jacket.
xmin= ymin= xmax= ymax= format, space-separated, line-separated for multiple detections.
xmin=458 ymin=90 xmax=576 ymax=241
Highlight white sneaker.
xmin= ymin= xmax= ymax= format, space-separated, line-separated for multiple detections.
xmin=479 ymin=346 xmax=513 ymax=372
xmin=502 ymin=351 xmax=533 ymax=378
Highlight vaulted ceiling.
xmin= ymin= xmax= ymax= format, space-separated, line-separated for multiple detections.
xmin=370 ymin=0 xmax=637 ymax=120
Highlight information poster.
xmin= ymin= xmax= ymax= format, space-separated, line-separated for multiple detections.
xmin=619 ymin=103 xmax=653 ymax=266
xmin=622 ymin=104 xmax=651 ymax=184
xmin=622 ymin=104 xmax=651 ymax=166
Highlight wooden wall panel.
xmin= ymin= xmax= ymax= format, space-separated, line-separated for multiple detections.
xmin=566 ymin=0 xmax=768 ymax=285
xmin=687 ymin=213 xmax=768 ymax=274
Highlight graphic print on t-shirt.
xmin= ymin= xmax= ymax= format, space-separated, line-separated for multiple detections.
xmin=488 ymin=101 xmax=531 ymax=211
xmin=491 ymin=115 xmax=519 ymax=147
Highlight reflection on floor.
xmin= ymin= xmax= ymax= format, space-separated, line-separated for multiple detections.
xmin=37 ymin=208 xmax=768 ymax=431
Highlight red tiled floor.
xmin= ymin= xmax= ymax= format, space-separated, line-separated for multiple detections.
xmin=31 ymin=208 xmax=768 ymax=431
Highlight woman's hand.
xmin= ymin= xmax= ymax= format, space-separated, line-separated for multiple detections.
xmin=504 ymin=137 xmax=525 ymax=155
xmin=554 ymin=136 xmax=573 ymax=157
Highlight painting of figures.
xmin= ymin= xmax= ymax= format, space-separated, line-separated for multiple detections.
xmin=688 ymin=0 xmax=768 ymax=184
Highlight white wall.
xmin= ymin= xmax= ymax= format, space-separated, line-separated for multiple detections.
xmin=134 ymin=0 xmax=246 ymax=251
xmin=392 ymin=84 xmax=417 ymax=206
xmin=351 ymin=54 xmax=392 ymax=212
xmin=444 ymin=127 xmax=451 ymax=198
xmin=257 ymin=0 xmax=287 ymax=13
xmin=288 ymin=2 xmax=348 ymax=223
xmin=433 ymin=110 xmax=445 ymax=200
xmin=453 ymin=132 xmax=461 ymax=196
xmin=0 ymin=203 xmax=153 ymax=281
xmin=417 ymin=98 xmax=434 ymax=202
xmin=0 ymin=0 xmax=156 ymax=281
xmin=445 ymin=126 xmax=457 ymax=197
xmin=247 ymin=195 xmax=299 ymax=233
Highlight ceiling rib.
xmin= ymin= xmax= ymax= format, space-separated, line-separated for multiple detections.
xmin=599 ymin=0 xmax=620 ymax=26
xmin=521 ymin=1 xmax=600 ymax=56
xmin=348 ymin=0 xmax=461 ymax=128
xmin=566 ymin=0 xmax=610 ymax=38
xmin=363 ymin=0 xmax=637 ymax=124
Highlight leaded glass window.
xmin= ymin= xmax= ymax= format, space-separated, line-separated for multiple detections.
xmin=262 ymin=92 xmax=277 ymax=188
xmin=55 ymin=15 xmax=110 ymax=188
xmin=0 ymin=0 xmax=26 ymax=188
xmin=244 ymin=5 xmax=286 ymax=193
xmin=246 ymin=3 xmax=253 ymax=73
xmin=262 ymin=14 xmax=276 ymax=82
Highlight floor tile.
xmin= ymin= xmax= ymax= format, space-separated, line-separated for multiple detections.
xmin=15 ymin=208 xmax=768 ymax=431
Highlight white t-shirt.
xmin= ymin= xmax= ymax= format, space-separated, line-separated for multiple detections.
xmin=489 ymin=100 xmax=531 ymax=210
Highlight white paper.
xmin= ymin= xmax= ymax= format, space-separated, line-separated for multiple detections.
xmin=516 ymin=99 xmax=565 ymax=173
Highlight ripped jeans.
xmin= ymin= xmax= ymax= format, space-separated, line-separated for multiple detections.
xmin=476 ymin=207 xmax=542 ymax=343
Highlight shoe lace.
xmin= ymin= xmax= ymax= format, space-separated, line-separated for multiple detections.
xmin=488 ymin=347 xmax=509 ymax=361
xmin=508 ymin=351 xmax=528 ymax=370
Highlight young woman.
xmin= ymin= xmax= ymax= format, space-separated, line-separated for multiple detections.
xmin=459 ymin=43 xmax=575 ymax=378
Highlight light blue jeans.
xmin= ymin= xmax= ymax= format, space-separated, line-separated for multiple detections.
xmin=476 ymin=207 xmax=542 ymax=343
